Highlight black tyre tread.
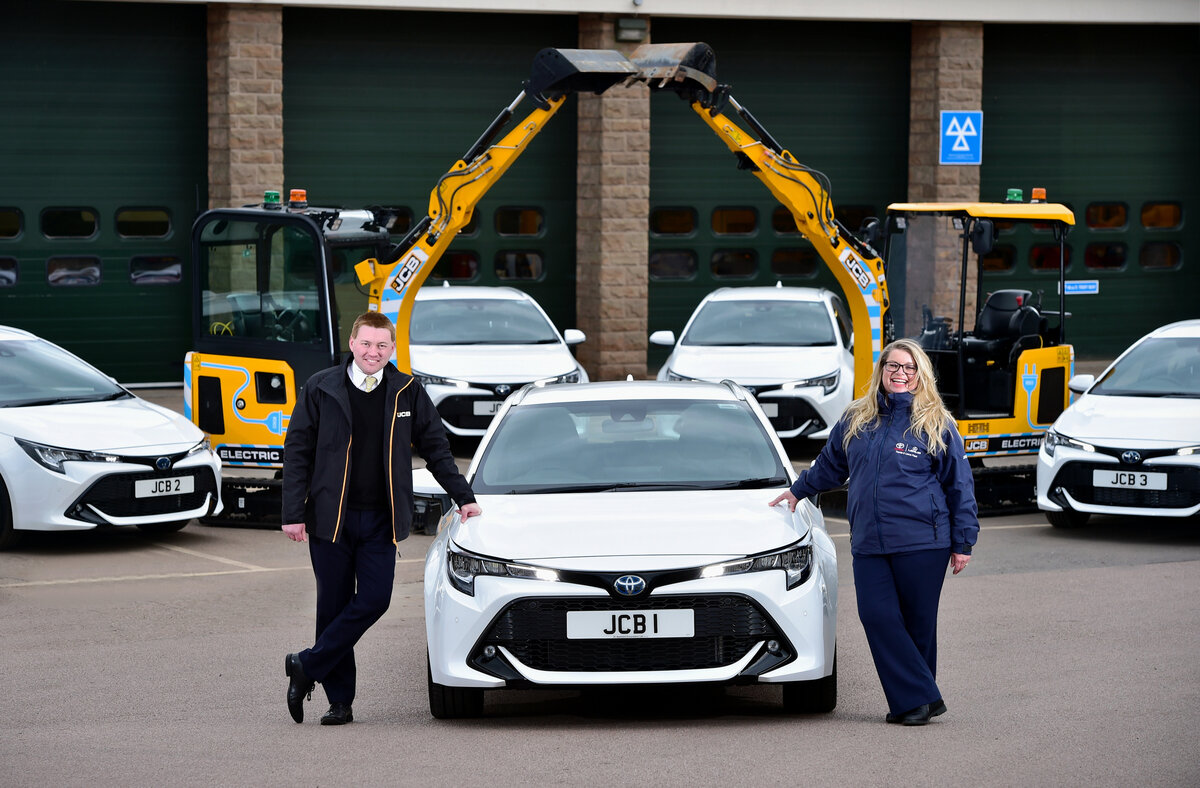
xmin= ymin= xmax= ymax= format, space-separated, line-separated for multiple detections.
xmin=427 ymin=657 xmax=484 ymax=719
xmin=782 ymin=653 xmax=837 ymax=714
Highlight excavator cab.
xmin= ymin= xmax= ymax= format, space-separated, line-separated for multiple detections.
xmin=884 ymin=195 xmax=1076 ymax=463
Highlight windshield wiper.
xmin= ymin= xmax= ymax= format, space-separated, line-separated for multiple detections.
xmin=706 ymin=476 xmax=790 ymax=490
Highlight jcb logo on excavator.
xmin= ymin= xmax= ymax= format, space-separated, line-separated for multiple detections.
xmin=838 ymin=249 xmax=872 ymax=289
xmin=389 ymin=248 xmax=429 ymax=293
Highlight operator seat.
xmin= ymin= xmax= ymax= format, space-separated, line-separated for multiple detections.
xmin=961 ymin=289 xmax=1042 ymax=369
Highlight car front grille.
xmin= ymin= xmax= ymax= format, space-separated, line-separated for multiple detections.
xmin=435 ymin=388 xmax=518 ymax=430
xmin=476 ymin=594 xmax=783 ymax=673
xmin=1050 ymin=462 xmax=1200 ymax=509
xmin=69 ymin=467 xmax=219 ymax=520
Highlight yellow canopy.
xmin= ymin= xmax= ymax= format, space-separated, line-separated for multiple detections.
xmin=886 ymin=201 xmax=1075 ymax=225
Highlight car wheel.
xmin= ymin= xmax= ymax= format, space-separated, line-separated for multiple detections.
xmin=135 ymin=520 xmax=190 ymax=535
xmin=1046 ymin=509 xmax=1090 ymax=529
xmin=427 ymin=656 xmax=484 ymax=719
xmin=0 ymin=476 xmax=20 ymax=551
xmin=782 ymin=651 xmax=837 ymax=714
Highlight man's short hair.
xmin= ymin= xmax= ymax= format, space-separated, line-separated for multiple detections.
xmin=350 ymin=311 xmax=396 ymax=342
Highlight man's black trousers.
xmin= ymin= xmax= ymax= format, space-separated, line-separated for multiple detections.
xmin=299 ymin=509 xmax=395 ymax=704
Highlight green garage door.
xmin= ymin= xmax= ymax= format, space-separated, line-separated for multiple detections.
xmin=982 ymin=24 xmax=1200 ymax=360
xmin=282 ymin=9 xmax=580 ymax=332
xmin=0 ymin=0 xmax=207 ymax=383
xmin=645 ymin=19 xmax=911 ymax=370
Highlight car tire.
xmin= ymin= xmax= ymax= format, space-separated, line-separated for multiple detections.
xmin=782 ymin=651 xmax=837 ymax=714
xmin=135 ymin=520 xmax=190 ymax=535
xmin=427 ymin=656 xmax=484 ymax=719
xmin=0 ymin=475 xmax=20 ymax=551
xmin=1046 ymin=509 xmax=1090 ymax=529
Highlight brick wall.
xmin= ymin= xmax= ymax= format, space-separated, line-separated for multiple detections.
xmin=906 ymin=22 xmax=984 ymax=332
xmin=575 ymin=14 xmax=651 ymax=380
xmin=207 ymin=4 xmax=284 ymax=209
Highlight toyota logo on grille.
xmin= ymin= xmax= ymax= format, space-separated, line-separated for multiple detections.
xmin=155 ymin=457 xmax=172 ymax=471
xmin=613 ymin=575 xmax=646 ymax=596
xmin=495 ymin=384 xmax=512 ymax=397
xmin=1121 ymin=450 xmax=1142 ymax=465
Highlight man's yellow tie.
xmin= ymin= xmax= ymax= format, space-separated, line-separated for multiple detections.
xmin=364 ymin=375 xmax=377 ymax=392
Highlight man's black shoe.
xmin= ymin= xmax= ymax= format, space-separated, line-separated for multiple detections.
xmin=886 ymin=698 xmax=946 ymax=724
xmin=285 ymin=653 xmax=314 ymax=723
xmin=320 ymin=703 xmax=353 ymax=726
xmin=899 ymin=703 xmax=934 ymax=726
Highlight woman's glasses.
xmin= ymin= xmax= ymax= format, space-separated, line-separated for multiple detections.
xmin=882 ymin=361 xmax=917 ymax=375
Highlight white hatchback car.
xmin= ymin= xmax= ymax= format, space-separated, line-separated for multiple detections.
xmin=1037 ymin=319 xmax=1200 ymax=528
xmin=0 ymin=325 xmax=223 ymax=549
xmin=410 ymin=285 xmax=588 ymax=437
xmin=420 ymin=379 xmax=838 ymax=718
xmin=651 ymin=286 xmax=854 ymax=439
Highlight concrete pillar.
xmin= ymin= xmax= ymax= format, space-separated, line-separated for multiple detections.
xmin=207 ymin=4 xmax=284 ymax=209
xmin=575 ymin=14 xmax=651 ymax=381
xmin=905 ymin=22 xmax=984 ymax=333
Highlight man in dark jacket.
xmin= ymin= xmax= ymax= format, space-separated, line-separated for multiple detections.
xmin=281 ymin=311 xmax=480 ymax=725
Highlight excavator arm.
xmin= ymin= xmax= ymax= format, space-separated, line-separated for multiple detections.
xmin=629 ymin=43 xmax=893 ymax=396
xmin=354 ymin=49 xmax=638 ymax=372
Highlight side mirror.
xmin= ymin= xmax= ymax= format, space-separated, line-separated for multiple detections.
xmin=563 ymin=328 xmax=586 ymax=346
xmin=1067 ymin=374 xmax=1095 ymax=395
xmin=649 ymin=330 xmax=676 ymax=347
xmin=970 ymin=219 xmax=996 ymax=256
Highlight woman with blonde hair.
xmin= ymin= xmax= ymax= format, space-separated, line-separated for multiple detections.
xmin=769 ymin=338 xmax=978 ymax=725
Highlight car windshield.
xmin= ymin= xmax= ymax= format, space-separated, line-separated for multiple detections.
xmin=1090 ymin=336 xmax=1200 ymax=398
xmin=410 ymin=298 xmax=560 ymax=345
xmin=0 ymin=338 xmax=129 ymax=407
xmin=682 ymin=300 xmax=836 ymax=347
xmin=472 ymin=398 xmax=790 ymax=494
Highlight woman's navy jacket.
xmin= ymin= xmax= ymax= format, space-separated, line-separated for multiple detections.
xmin=789 ymin=391 xmax=979 ymax=557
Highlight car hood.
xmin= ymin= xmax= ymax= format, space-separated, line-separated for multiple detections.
xmin=0 ymin=398 xmax=202 ymax=453
xmin=1054 ymin=393 xmax=1200 ymax=447
xmin=410 ymin=344 xmax=575 ymax=383
xmin=449 ymin=489 xmax=804 ymax=568
xmin=667 ymin=345 xmax=844 ymax=384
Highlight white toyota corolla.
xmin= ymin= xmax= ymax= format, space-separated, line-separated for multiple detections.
xmin=1037 ymin=319 xmax=1200 ymax=527
xmin=0 ymin=325 xmax=223 ymax=549
xmin=420 ymin=380 xmax=837 ymax=718
xmin=409 ymin=285 xmax=587 ymax=437
xmin=651 ymin=286 xmax=855 ymax=439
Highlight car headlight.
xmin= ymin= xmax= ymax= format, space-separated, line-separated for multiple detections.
xmin=699 ymin=543 xmax=813 ymax=590
xmin=446 ymin=543 xmax=559 ymax=596
xmin=533 ymin=368 xmax=582 ymax=386
xmin=16 ymin=437 xmax=121 ymax=474
xmin=664 ymin=369 xmax=697 ymax=382
xmin=413 ymin=370 xmax=469 ymax=388
xmin=1042 ymin=429 xmax=1096 ymax=458
xmin=186 ymin=437 xmax=211 ymax=457
xmin=782 ymin=371 xmax=839 ymax=396
xmin=1176 ymin=445 xmax=1200 ymax=457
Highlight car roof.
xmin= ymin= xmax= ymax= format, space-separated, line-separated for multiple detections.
xmin=415 ymin=284 xmax=530 ymax=302
xmin=1146 ymin=319 xmax=1200 ymax=340
xmin=701 ymin=286 xmax=830 ymax=303
xmin=513 ymin=379 xmax=746 ymax=407
xmin=0 ymin=324 xmax=39 ymax=342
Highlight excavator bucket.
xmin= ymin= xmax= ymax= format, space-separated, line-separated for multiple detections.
xmin=525 ymin=48 xmax=639 ymax=108
xmin=629 ymin=42 xmax=721 ymax=105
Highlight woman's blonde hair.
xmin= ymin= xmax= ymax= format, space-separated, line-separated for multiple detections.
xmin=840 ymin=338 xmax=955 ymax=455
